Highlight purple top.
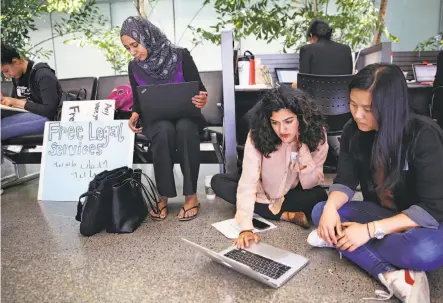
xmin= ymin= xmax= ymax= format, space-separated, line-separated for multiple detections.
xmin=127 ymin=48 xmax=206 ymax=133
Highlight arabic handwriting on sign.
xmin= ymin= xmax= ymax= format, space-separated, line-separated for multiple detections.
xmin=71 ymin=170 xmax=98 ymax=179
xmin=80 ymin=160 xmax=108 ymax=170
xmin=54 ymin=161 xmax=77 ymax=168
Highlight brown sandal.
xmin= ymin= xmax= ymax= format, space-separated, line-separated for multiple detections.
xmin=178 ymin=203 xmax=200 ymax=221
xmin=284 ymin=211 xmax=310 ymax=229
xmin=150 ymin=201 xmax=168 ymax=221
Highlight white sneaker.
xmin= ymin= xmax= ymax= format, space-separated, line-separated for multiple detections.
xmin=307 ymin=229 xmax=334 ymax=248
xmin=364 ymin=270 xmax=430 ymax=303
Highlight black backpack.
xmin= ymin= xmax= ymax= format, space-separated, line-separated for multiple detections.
xmin=55 ymin=88 xmax=87 ymax=120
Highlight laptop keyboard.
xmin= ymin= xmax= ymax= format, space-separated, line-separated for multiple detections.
xmin=224 ymin=249 xmax=291 ymax=280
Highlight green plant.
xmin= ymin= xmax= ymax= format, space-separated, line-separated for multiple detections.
xmin=190 ymin=0 xmax=398 ymax=52
xmin=415 ymin=34 xmax=443 ymax=51
xmin=65 ymin=26 xmax=133 ymax=75
xmin=1 ymin=0 xmax=135 ymax=75
xmin=1 ymin=0 xmax=101 ymax=60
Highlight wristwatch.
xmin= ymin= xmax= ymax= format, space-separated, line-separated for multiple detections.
xmin=373 ymin=221 xmax=386 ymax=240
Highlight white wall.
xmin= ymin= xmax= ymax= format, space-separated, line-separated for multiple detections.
xmin=51 ymin=3 xmax=115 ymax=78
xmin=29 ymin=13 xmax=56 ymax=70
xmin=380 ymin=0 xmax=442 ymax=51
xmin=174 ymin=0 xmax=222 ymax=70
xmin=110 ymin=1 xmax=138 ymax=26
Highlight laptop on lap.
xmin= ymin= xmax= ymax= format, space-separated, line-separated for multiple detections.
xmin=137 ymin=81 xmax=200 ymax=122
xmin=182 ymin=238 xmax=309 ymax=288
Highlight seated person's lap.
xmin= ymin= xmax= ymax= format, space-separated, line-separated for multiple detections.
xmin=312 ymin=200 xmax=443 ymax=270
xmin=1 ymin=112 xmax=48 ymax=140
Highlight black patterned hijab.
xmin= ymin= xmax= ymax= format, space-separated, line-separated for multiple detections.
xmin=120 ymin=16 xmax=181 ymax=80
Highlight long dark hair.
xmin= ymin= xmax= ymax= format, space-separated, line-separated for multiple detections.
xmin=248 ymin=86 xmax=326 ymax=157
xmin=349 ymin=64 xmax=410 ymax=195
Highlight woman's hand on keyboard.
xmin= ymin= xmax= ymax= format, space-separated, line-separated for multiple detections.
xmin=234 ymin=231 xmax=260 ymax=249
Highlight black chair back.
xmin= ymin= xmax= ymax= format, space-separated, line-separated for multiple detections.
xmin=59 ymin=77 xmax=98 ymax=100
xmin=96 ymin=75 xmax=130 ymax=100
xmin=200 ymin=71 xmax=223 ymax=126
xmin=298 ymin=73 xmax=354 ymax=132
xmin=1 ymin=81 xmax=13 ymax=97
xmin=297 ymin=73 xmax=354 ymax=116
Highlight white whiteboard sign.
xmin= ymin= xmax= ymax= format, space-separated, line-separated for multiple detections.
xmin=38 ymin=120 xmax=134 ymax=202
xmin=60 ymin=100 xmax=115 ymax=122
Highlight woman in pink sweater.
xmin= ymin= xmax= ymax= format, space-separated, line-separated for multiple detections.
xmin=211 ymin=87 xmax=329 ymax=248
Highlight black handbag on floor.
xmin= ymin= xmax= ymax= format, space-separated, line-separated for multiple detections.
xmin=76 ymin=167 xmax=135 ymax=236
xmin=76 ymin=167 xmax=159 ymax=236
xmin=107 ymin=171 xmax=159 ymax=233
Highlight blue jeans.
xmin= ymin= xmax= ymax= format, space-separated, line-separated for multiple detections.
xmin=1 ymin=112 xmax=48 ymax=140
xmin=311 ymin=201 xmax=443 ymax=280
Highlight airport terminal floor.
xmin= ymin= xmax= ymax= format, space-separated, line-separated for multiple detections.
xmin=2 ymin=164 xmax=443 ymax=303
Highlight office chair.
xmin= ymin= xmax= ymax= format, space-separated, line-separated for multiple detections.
xmin=297 ymin=73 xmax=354 ymax=170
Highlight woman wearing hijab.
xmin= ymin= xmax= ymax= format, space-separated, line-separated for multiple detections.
xmin=121 ymin=16 xmax=207 ymax=221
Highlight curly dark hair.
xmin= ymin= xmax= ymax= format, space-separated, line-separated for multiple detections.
xmin=248 ymin=86 xmax=327 ymax=157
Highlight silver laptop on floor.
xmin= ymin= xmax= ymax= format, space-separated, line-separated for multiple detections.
xmin=182 ymin=238 xmax=309 ymax=288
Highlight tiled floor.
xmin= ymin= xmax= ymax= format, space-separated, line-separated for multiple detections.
xmin=2 ymin=165 xmax=442 ymax=303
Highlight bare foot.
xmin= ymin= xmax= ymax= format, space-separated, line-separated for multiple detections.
xmin=178 ymin=194 xmax=200 ymax=219
xmin=281 ymin=211 xmax=310 ymax=229
xmin=150 ymin=197 xmax=168 ymax=220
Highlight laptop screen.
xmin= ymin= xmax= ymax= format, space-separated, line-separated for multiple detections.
xmin=276 ymin=69 xmax=299 ymax=83
xmin=413 ymin=64 xmax=437 ymax=82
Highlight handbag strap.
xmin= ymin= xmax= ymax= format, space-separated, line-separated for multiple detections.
xmin=133 ymin=171 xmax=160 ymax=201
xmin=124 ymin=177 xmax=158 ymax=213
xmin=76 ymin=88 xmax=87 ymax=100
xmin=75 ymin=191 xmax=100 ymax=222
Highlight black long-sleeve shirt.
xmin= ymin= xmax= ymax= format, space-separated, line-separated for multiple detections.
xmin=330 ymin=117 xmax=443 ymax=228
xmin=12 ymin=61 xmax=62 ymax=119
xmin=299 ymin=39 xmax=353 ymax=75
xmin=128 ymin=48 xmax=206 ymax=115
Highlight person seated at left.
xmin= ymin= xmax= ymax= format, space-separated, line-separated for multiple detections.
xmin=211 ymin=87 xmax=329 ymax=249
xmin=1 ymin=44 xmax=62 ymax=140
